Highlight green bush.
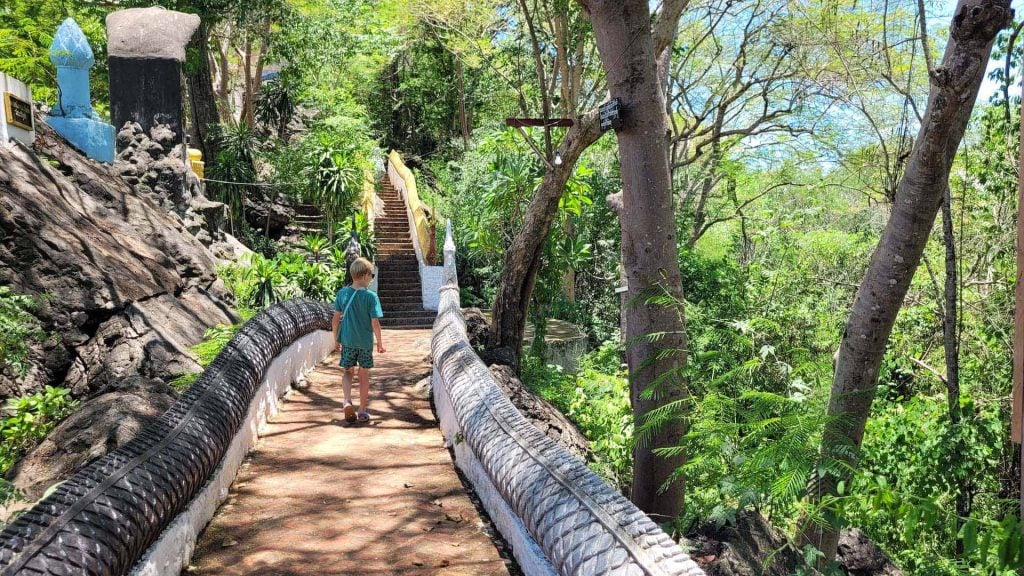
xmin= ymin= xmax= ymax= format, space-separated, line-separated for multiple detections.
xmin=523 ymin=342 xmax=634 ymax=493
xmin=0 ymin=287 xmax=44 ymax=377
xmin=0 ymin=386 xmax=76 ymax=475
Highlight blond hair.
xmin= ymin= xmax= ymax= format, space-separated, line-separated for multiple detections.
xmin=350 ymin=257 xmax=375 ymax=280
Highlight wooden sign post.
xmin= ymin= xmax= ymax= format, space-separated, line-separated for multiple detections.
xmin=504 ymin=117 xmax=574 ymax=169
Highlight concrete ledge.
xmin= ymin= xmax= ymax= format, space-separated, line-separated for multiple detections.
xmin=130 ymin=330 xmax=335 ymax=576
xmin=420 ymin=264 xmax=443 ymax=310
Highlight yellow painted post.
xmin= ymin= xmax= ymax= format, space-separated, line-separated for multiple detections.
xmin=188 ymin=147 xmax=204 ymax=179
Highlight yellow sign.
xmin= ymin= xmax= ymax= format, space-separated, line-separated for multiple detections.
xmin=4 ymin=91 xmax=33 ymax=131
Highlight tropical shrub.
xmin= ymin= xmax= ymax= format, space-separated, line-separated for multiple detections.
xmin=0 ymin=287 xmax=44 ymax=377
xmin=523 ymin=342 xmax=634 ymax=493
xmin=0 ymin=386 xmax=76 ymax=476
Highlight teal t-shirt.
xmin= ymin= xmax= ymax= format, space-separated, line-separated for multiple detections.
xmin=333 ymin=286 xmax=384 ymax=350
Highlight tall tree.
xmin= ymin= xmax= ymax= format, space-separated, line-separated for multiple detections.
xmin=578 ymin=0 xmax=690 ymax=518
xmin=482 ymin=0 xmax=605 ymax=367
xmin=802 ymin=0 xmax=1011 ymax=562
xmin=185 ymin=18 xmax=222 ymax=167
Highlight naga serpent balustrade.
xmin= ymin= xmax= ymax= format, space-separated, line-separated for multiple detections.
xmin=0 ymin=299 xmax=331 ymax=576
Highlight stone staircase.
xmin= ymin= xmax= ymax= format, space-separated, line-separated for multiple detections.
xmin=375 ymin=179 xmax=436 ymax=329
xmin=290 ymin=203 xmax=326 ymax=236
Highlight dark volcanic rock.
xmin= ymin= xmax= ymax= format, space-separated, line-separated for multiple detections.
xmin=463 ymin=307 xmax=489 ymax=351
xmin=7 ymin=376 xmax=176 ymax=500
xmin=0 ymin=117 xmax=237 ymax=400
xmin=838 ymin=528 xmax=903 ymax=576
xmin=244 ymin=196 xmax=293 ymax=238
xmin=687 ymin=512 xmax=817 ymax=576
xmin=488 ymin=364 xmax=589 ymax=459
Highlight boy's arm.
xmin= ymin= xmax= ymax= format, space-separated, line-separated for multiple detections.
xmin=372 ymin=318 xmax=385 ymax=353
xmin=332 ymin=312 xmax=341 ymax=350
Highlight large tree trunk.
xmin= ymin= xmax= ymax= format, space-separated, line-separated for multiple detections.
xmin=581 ymin=0 xmax=690 ymax=519
xmin=802 ymin=0 xmax=1009 ymax=562
xmin=185 ymin=21 xmax=222 ymax=171
xmin=488 ymin=111 xmax=601 ymax=367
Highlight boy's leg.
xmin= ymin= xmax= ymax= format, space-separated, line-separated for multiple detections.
xmin=358 ymin=367 xmax=370 ymax=412
xmin=342 ymin=367 xmax=354 ymax=405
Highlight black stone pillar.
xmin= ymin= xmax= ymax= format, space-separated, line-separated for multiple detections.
xmin=108 ymin=57 xmax=185 ymax=147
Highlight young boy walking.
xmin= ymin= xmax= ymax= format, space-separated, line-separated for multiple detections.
xmin=332 ymin=257 xmax=386 ymax=423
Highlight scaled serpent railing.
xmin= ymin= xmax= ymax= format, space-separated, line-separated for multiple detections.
xmin=0 ymin=299 xmax=332 ymax=576
xmin=431 ymin=222 xmax=705 ymax=576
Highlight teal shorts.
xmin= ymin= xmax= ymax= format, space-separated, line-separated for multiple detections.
xmin=340 ymin=346 xmax=374 ymax=369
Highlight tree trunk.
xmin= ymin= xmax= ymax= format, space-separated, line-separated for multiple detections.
xmin=248 ymin=18 xmax=272 ymax=128
xmin=456 ymin=59 xmax=471 ymax=148
xmin=581 ymin=0 xmax=690 ymax=519
xmin=214 ymin=27 xmax=232 ymax=121
xmin=942 ymin=187 xmax=969 ymax=551
xmin=802 ymin=0 xmax=1010 ymax=563
xmin=488 ymin=111 xmax=601 ymax=368
xmin=185 ymin=21 xmax=222 ymax=171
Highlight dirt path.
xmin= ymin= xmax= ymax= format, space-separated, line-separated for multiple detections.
xmin=188 ymin=329 xmax=512 ymax=576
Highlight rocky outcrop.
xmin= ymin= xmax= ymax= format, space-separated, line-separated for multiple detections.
xmin=687 ymin=512 xmax=815 ymax=576
xmin=0 ymin=116 xmax=237 ymax=400
xmin=114 ymin=121 xmax=231 ymax=247
xmin=7 ymin=376 xmax=176 ymax=501
xmin=244 ymin=195 xmax=293 ymax=238
xmin=488 ymin=364 xmax=589 ymax=459
xmin=106 ymin=7 xmax=200 ymax=62
xmin=463 ymin=307 xmax=489 ymax=351
xmin=685 ymin=513 xmax=903 ymax=576
xmin=837 ymin=528 xmax=903 ymax=576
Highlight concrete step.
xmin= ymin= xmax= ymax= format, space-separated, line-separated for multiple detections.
xmin=379 ymin=273 xmax=421 ymax=282
xmin=379 ymin=320 xmax=434 ymax=329
xmin=381 ymin=302 xmax=428 ymax=312
xmin=383 ymin=310 xmax=438 ymax=319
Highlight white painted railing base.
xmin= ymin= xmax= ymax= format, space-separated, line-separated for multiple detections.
xmin=130 ymin=330 xmax=335 ymax=576
xmin=431 ymin=363 xmax=558 ymax=576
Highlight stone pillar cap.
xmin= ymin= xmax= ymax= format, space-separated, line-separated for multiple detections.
xmin=106 ymin=8 xmax=201 ymax=62
xmin=50 ymin=18 xmax=94 ymax=69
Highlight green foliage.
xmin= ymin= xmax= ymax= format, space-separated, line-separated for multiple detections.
xmin=255 ymin=76 xmax=296 ymax=136
xmin=0 ymin=1 xmax=110 ymax=109
xmin=0 ymin=287 xmax=44 ymax=377
xmin=0 ymin=387 xmax=76 ymax=476
xmin=302 ymin=234 xmax=330 ymax=263
xmin=209 ymin=123 xmax=261 ymax=232
xmin=169 ymin=320 xmax=250 ymax=393
xmin=219 ymin=249 xmax=350 ymax=313
xmin=523 ymin=343 xmax=634 ymax=492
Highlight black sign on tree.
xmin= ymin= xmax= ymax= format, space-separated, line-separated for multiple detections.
xmin=4 ymin=92 xmax=33 ymax=131
xmin=599 ymin=98 xmax=622 ymax=132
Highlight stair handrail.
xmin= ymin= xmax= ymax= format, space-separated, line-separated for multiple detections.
xmin=386 ymin=150 xmax=433 ymax=264
xmin=0 ymin=300 xmax=333 ymax=576
xmin=431 ymin=221 xmax=705 ymax=576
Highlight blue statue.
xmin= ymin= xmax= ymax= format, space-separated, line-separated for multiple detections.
xmin=47 ymin=18 xmax=114 ymax=163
